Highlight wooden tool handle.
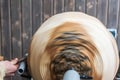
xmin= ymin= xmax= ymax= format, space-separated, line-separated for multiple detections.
xmin=0 ymin=56 xmax=4 ymax=61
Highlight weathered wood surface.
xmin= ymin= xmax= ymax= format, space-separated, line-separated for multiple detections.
xmin=42 ymin=0 xmax=53 ymax=22
xmin=116 ymin=0 xmax=120 ymax=78
xmin=22 ymin=0 xmax=32 ymax=56
xmin=32 ymin=0 xmax=42 ymax=34
xmin=10 ymin=0 xmax=22 ymax=80
xmin=86 ymin=0 xmax=97 ymax=17
xmin=107 ymin=0 xmax=119 ymax=29
xmin=0 ymin=0 xmax=120 ymax=79
xmin=75 ymin=0 xmax=86 ymax=12
xmin=21 ymin=0 xmax=32 ymax=80
xmin=53 ymin=0 xmax=64 ymax=14
xmin=97 ymin=0 xmax=108 ymax=25
xmin=0 ymin=0 xmax=2 ymax=56
xmin=1 ymin=0 xmax=11 ymax=60
xmin=64 ymin=0 xmax=75 ymax=11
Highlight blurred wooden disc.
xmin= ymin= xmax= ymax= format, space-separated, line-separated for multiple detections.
xmin=28 ymin=12 xmax=119 ymax=80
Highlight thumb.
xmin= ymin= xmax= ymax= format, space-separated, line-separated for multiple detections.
xmin=11 ymin=58 xmax=18 ymax=65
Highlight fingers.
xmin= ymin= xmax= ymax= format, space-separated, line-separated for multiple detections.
xmin=6 ymin=73 xmax=15 ymax=77
xmin=10 ymin=58 xmax=18 ymax=65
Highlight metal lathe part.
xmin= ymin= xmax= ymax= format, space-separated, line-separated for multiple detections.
xmin=63 ymin=70 xmax=80 ymax=80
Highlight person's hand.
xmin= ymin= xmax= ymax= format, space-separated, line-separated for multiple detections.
xmin=0 ymin=58 xmax=18 ymax=76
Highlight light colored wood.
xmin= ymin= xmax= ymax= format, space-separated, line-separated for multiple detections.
xmin=28 ymin=12 xmax=119 ymax=80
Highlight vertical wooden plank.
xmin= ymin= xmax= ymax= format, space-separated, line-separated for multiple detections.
xmin=1 ymin=1 xmax=13 ymax=79
xmin=107 ymin=0 xmax=119 ymax=28
xmin=1 ymin=0 xmax=11 ymax=60
xmin=0 ymin=0 xmax=2 ymax=55
xmin=22 ymin=0 xmax=32 ymax=57
xmin=116 ymin=0 xmax=120 ymax=78
xmin=42 ymin=0 xmax=52 ymax=22
xmin=32 ymin=0 xmax=42 ymax=34
xmin=64 ymin=0 xmax=75 ymax=11
xmin=117 ymin=0 xmax=120 ymax=53
xmin=97 ymin=0 xmax=108 ymax=26
xmin=86 ymin=0 xmax=97 ymax=17
xmin=21 ymin=0 xmax=32 ymax=80
xmin=53 ymin=0 xmax=64 ymax=14
xmin=75 ymin=0 xmax=86 ymax=12
xmin=1 ymin=0 xmax=12 ymax=80
xmin=51 ymin=0 xmax=54 ymax=16
xmin=11 ymin=0 xmax=22 ymax=58
xmin=10 ymin=0 xmax=22 ymax=79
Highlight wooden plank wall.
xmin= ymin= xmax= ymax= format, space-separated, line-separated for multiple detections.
xmin=0 ymin=0 xmax=120 ymax=80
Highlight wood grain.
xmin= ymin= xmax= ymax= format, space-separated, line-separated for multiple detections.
xmin=22 ymin=0 xmax=32 ymax=56
xmin=32 ymin=0 xmax=42 ymax=34
xmin=64 ymin=0 xmax=75 ymax=11
xmin=42 ymin=0 xmax=52 ymax=21
xmin=107 ymin=0 xmax=119 ymax=28
xmin=53 ymin=0 xmax=64 ymax=14
xmin=97 ymin=0 xmax=108 ymax=26
xmin=75 ymin=0 xmax=86 ymax=12
xmin=10 ymin=0 xmax=22 ymax=79
xmin=86 ymin=0 xmax=97 ymax=17
xmin=0 ymin=0 xmax=2 ymax=56
xmin=0 ymin=0 xmax=120 ymax=79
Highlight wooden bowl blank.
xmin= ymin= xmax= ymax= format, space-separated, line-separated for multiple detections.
xmin=28 ymin=12 xmax=119 ymax=80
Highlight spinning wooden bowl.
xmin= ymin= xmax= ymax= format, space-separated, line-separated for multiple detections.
xmin=28 ymin=12 xmax=119 ymax=80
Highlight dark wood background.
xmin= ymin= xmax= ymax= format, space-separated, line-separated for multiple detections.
xmin=0 ymin=0 xmax=120 ymax=80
